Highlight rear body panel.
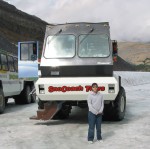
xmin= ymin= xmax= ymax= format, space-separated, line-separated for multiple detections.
xmin=35 ymin=76 xmax=119 ymax=101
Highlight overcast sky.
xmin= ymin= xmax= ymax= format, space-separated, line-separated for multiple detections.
xmin=3 ymin=0 xmax=150 ymax=42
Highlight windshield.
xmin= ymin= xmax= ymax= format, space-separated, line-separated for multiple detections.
xmin=44 ymin=35 xmax=75 ymax=58
xmin=78 ymin=34 xmax=110 ymax=57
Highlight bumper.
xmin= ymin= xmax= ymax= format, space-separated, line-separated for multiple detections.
xmin=35 ymin=76 xmax=119 ymax=101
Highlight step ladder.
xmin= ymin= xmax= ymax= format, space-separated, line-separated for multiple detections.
xmin=30 ymin=101 xmax=64 ymax=120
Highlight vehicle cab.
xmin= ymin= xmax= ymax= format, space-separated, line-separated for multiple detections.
xmin=40 ymin=22 xmax=113 ymax=77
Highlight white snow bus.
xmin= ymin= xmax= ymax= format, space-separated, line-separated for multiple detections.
xmin=0 ymin=48 xmax=36 ymax=114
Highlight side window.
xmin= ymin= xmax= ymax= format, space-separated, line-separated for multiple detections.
xmin=1 ymin=54 xmax=8 ymax=71
xmin=14 ymin=58 xmax=18 ymax=72
xmin=8 ymin=56 xmax=15 ymax=72
xmin=20 ymin=43 xmax=37 ymax=61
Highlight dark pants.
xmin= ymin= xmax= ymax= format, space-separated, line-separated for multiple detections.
xmin=88 ymin=111 xmax=102 ymax=141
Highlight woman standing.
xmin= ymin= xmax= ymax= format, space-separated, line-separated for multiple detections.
xmin=87 ymin=83 xmax=104 ymax=144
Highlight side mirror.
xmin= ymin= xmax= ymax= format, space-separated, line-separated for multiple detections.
xmin=112 ymin=40 xmax=118 ymax=62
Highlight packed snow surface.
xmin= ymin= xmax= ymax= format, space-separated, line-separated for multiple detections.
xmin=0 ymin=71 xmax=150 ymax=149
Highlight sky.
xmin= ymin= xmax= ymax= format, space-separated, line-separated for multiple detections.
xmin=3 ymin=0 xmax=150 ymax=42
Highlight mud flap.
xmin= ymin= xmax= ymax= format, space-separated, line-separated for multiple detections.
xmin=30 ymin=101 xmax=64 ymax=120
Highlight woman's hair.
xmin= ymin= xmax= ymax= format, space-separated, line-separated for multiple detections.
xmin=92 ymin=83 xmax=98 ymax=87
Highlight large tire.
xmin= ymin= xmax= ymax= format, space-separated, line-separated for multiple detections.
xmin=104 ymin=87 xmax=126 ymax=121
xmin=38 ymin=99 xmax=50 ymax=109
xmin=38 ymin=99 xmax=45 ymax=109
xmin=14 ymin=85 xmax=32 ymax=104
xmin=14 ymin=96 xmax=21 ymax=105
xmin=20 ymin=85 xmax=32 ymax=104
xmin=53 ymin=104 xmax=71 ymax=119
xmin=30 ymin=85 xmax=36 ymax=103
xmin=0 ymin=88 xmax=5 ymax=114
xmin=113 ymin=87 xmax=126 ymax=120
xmin=5 ymin=97 xmax=8 ymax=105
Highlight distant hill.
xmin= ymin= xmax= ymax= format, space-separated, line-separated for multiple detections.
xmin=118 ymin=42 xmax=150 ymax=65
xmin=113 ymin=56 xmax=135 ymax=71
xmin=0 ymin=0 xmax=49 ymax=55
xmin=0 ymin=35 xmax=17 ymax=55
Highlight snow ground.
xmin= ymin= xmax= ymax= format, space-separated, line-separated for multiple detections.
xmin=114 ymin=71 xmax=150 ymax=86
xmin=0 ymin=71 xmax=150 ymax=149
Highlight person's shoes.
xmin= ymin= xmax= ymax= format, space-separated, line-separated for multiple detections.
xmin=97 ymin=139 xmax=103 ymax=143
xmin=88 ymin=141 xmax=94 ymax=144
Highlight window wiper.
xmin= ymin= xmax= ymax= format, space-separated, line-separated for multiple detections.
xmin=79 ymin=28 xmax=94 ymax=44
xmin=48 ymin=29 xmax=62 ymax=44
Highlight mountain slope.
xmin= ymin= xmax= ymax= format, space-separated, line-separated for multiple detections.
xmin=0 ymin=0 xmax=137 ymax=71
xmin=0 ymin=0 xmax=49 ymax=55
xmin=118 ymin=42 xmax=150 ymax=65
xmin=113 ymin=56 xmax=135 ymax=71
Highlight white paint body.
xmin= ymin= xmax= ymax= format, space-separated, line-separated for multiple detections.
xmin=35 ymin=75 xmax=119 ymax=101
xmin=0 ymin=71 xmax=24 ymax=97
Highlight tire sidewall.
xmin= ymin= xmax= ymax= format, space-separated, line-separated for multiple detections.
xmin=30 ymin=85 xmax=36 ymax=103
xmin=38 ymin=99 xmax=44 ymax=109
xmin=115 ymin=87 xmax=126 ymax=120
xmin=0 ymin=88 xmax=5 ymax=114
xmin=54 ymin=104 xmax=71 ymax=119
xmin=22 ymin=85 xmax=31 ymax=104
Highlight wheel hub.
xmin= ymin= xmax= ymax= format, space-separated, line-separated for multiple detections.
xmin=120 ymin=96 xmax=125 ymax=112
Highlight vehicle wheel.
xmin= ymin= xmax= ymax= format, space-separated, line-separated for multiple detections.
xmin=113 ymin=87 xmax=126 ymax=120
xmin=104 ymin=87 xmax=126 ymax=121
xmin=103 ymin=104 xmax=112 ymax=120
xmin=53 ymin=104 xmax=71 ymax=119
xmin=0 ymin=88 xmax=5 ymax=114
xmin=30 ymin=85 xmax=36 ymax=103
xmin=5 ymin=98 xmax=8 ymax=105
xmin=14 ymin=96 xmax=21 ymax=105
xmin=20 ymin=85 xmax=32 ymax=104
xmin=38 ymin=99 xmax=47 ymax=109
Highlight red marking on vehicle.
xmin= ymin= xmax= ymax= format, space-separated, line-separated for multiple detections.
xmin=48 ymin=86 xmax=84 ymax=93
xmin=48 ymin=85 xmax=105 ymax=93
xmin=85 ymin=86 xmax=105 ymax=92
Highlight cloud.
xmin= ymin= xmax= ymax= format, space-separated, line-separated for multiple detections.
xmin=4 ymin=0 xmax=150 ymax=42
